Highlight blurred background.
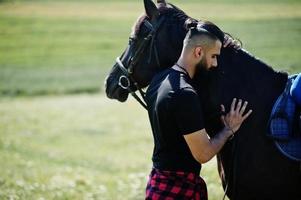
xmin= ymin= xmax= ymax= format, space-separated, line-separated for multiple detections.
xmin=0 ymin=0 xmax=300 ymax=199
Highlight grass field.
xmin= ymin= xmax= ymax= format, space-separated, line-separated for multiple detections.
xmin=0 ymin=0 xmax=300 ymax=95
xmin=0 ymin=0 xmax=301 ymax=199
xmin=0 ymin=95 xmax=224 ymax=199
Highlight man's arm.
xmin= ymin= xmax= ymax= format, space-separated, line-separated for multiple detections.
xmin=184 ymin=98 xmax=252 ymax=164
xmin=184 ymin=128 xmax=232 ymax=164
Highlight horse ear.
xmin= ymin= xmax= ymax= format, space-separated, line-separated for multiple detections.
xmin=144 ymin=0 xmax=159 ymax=20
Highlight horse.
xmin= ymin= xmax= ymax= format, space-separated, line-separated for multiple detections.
xmin=105 ymin=0 xmax=301 ymax=199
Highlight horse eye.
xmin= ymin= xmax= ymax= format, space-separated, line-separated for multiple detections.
xmin=138 ymin=22 xmax=152 ymax=37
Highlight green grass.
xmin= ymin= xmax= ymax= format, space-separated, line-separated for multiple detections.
xmin=0 ymin=0 xmax=300 ymax=95
xmin=0 ymin=1 xmax=301 ymax=199
xmin=0 ymin=95 xmax=225 ymax=199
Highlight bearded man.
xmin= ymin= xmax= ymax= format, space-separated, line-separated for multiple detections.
xmin=145 ymin=21 xmax=252 ymax=200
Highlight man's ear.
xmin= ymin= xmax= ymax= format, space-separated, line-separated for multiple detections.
xmin=195 ymin=47 xmax=204 ymax=59
xmin=144 ymin=0 xmax=159 ymax=21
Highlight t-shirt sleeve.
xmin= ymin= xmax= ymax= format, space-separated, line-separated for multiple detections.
xmin=173 ymin=88 xmax=205 ymax=135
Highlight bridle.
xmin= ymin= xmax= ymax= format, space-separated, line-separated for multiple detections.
xmin=115 ymin=15 xmax=166 ymax=109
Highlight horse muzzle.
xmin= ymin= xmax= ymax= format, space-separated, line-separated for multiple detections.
xmin=104 ymin=74 xmax=129 ymax=102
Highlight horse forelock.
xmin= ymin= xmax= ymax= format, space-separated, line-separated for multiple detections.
xmin=130 ymin=14 xmax=148 ymax=39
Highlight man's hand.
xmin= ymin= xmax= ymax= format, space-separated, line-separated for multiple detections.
xmin=184 ymin=99 xmax=252 ymax=164
xmin=221 ymin=98 xmax=252 ymax=134
xmin=223 ymin=34 xmax=241 ymax=49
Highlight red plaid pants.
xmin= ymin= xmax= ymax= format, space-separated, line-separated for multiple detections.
xmin=145 ymin=168 xmax=208 ymax=200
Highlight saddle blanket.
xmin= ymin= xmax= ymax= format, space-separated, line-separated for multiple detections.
xmin=268 ymin=75 xmax=301 ymax=161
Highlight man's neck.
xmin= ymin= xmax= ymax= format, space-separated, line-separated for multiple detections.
xmin=176 ymin=59 xmax=195 ymax=78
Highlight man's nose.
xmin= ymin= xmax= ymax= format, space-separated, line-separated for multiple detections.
xmin=212 ymin=60 xmax=218 ymax=67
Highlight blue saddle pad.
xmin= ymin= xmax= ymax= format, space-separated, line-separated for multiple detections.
xmin=268 ymin=75 xmax=301 ymax=161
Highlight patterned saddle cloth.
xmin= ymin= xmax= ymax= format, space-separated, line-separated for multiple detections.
xmin=268 ymin=75 xmax=301 ymax=161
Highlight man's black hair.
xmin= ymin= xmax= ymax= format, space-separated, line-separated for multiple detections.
xmin=186 ymin=21 xmax=224 ymax=44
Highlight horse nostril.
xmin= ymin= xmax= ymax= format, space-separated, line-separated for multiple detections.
xmin=104 ymin=75 xmax=116 ymax=98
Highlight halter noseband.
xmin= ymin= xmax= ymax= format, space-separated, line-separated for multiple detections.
xmin=116 ymin=16 xmax=165 ymax=109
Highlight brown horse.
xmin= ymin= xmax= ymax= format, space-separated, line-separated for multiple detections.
xmin=105 ymin=1 xmax=301 ymax=199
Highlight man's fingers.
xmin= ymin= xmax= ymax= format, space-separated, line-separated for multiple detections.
xmin=242 ymin=110 xmax=253 ymax=121
xmin=223 ymin=35 xmax=229 ymax=47
xmin=223 ymin=39 xmax=230 ymax=47
xmin=221 ymin=104 xmax=225 ymax=112
xmin=239 ymin=101 xmax=248 ymax=115
xmin=223 ymin=38 xmax=233 ymax=47
xmin=235 ymin=99 xmax=242 ymax=114
xmin=230 ymin=98 xmax=237 ymax=113
xmin=233 ymin=41 xmax=241 ymax=49
xmin=223 ymin=35 xmax=241 ymax=50
xmin=220 ymin=115 xmax=226 ymax=125
xmin=223 ymin=34 xmax=241 ymax=49
xmin=220 ymin=104 xmax=226 ymax=124
xmin=223 ymin=35 xmax=230 ymax=47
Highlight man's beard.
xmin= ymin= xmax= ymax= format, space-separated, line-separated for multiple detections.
xmin=193 ymin=58 xmax=217 ymax=89
xmin=195 ymin=58 xmax=210 ymax=76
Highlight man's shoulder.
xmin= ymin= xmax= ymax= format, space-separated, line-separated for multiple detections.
xmin=174 ymin=86 xmax=198 ymax=102
xmin=167 ymin=69 xmax=195 ymax=91
xmin=148 ymin=68 xmax=172 ymax=87
xmin=146 ymin=68 xmax=197 ymax=99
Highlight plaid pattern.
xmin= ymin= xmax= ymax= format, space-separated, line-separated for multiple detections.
xmin=269 ymin=75 xmax=301 ymax=161
xmin=145 ymin=168 xmax=207 ymax=200
xmin=269 ymin=94 xmax=296 ymax=140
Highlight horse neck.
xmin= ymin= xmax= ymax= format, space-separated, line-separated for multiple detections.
xmin=156 ymin=5 xmax=189 ymax=69
xmin=221 ymin=48 xmax=288 ymax=101
xmin=196 ymin=47 xmax=288 ymax=135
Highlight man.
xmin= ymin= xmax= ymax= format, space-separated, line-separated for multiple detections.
xmin=145 ymin=21 xmax=252 ymax=200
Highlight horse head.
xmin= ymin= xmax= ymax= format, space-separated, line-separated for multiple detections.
xmin=105 ymin=0 xmax=189 ymax=102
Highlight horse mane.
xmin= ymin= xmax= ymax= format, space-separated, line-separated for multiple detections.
xmin=130 ymin=3 xmax=189 ymax=39
xmin=163 ymin=3 xmax=189 ymax=23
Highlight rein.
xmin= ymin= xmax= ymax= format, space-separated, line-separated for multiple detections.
xmin=116 ymin=16 xmax=166 ymax=110
xmin=219 ymin=129 xmax=238 ymax=200
xmin=116 ymin=57 xmax=147 ymax=109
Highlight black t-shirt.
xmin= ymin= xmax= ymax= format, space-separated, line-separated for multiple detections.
xmin=145 ymin=67 xmax=205 ymax=174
